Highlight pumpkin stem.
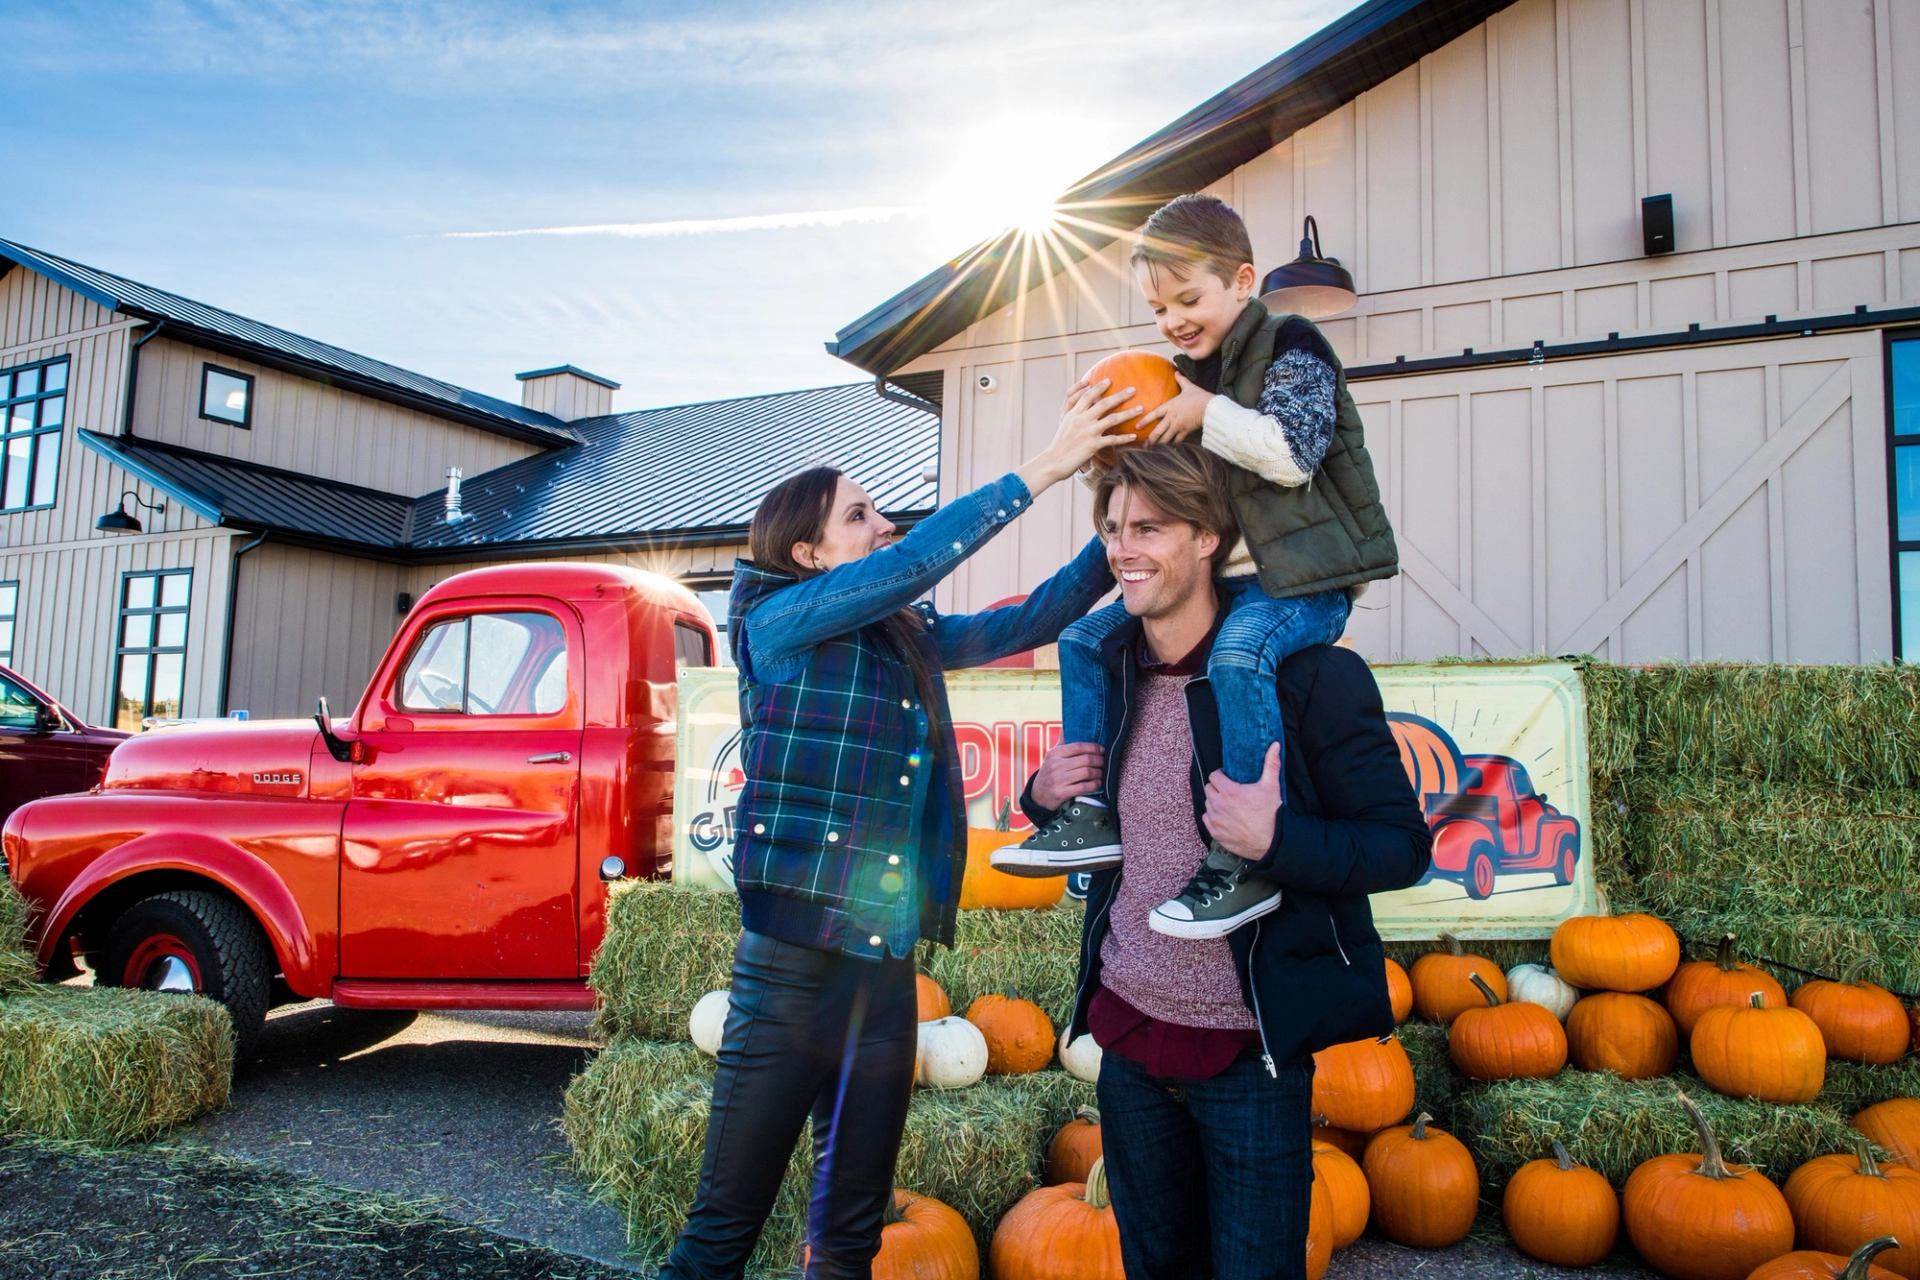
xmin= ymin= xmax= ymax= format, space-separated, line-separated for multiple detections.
xmin=882 ymin=1191 xmax=907 ymax=1226
xmin=1083 ymin=1157 xmax=1110 ymax=1210
xmin=1747 ymin=991 xmax=1767 ymax=1010
xmin=995 ymin=799 xmax=1013 ymax=833
xmin=1677 ymin=1091 xmax=1736 ymax=1180
xmin=1853 ymin=1133 xmax=1886 ymax=1179
xmin=1551 ymin=1139 xmax=1574 ymax=1172
xmin=1713 ymin=932 xmax=1739 ymax=973
xmin=1842 ymin=956 xmax=1878 ymax=987
xmin=1075 ymin=1106 xmax=1101 ymax=1125
xmin=1439 ymin=931 xmax=1464 ymax=957
xmin=1840 ymin=1237 xmax=1901 ymax=1280
xmin=1411 ymin=1111 xmax=1433 ymax=1141
xmin=1468 ymin=972 xmax=1503 ymax=1008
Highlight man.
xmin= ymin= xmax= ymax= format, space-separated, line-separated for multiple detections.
xmin=1018 ymin=444 xmax=1431 ymax=1280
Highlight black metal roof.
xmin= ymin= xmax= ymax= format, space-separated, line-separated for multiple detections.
xmin=827 ymin=0 xmax=1514 ymax=375
xmin=79 ymin=382 xmax=938 ymax=561
xmin=0 ymin=240 xmax=576 ymax=447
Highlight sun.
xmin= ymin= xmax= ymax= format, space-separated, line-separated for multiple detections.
xmin=922 ymin=119 xmax=1078 ymax=248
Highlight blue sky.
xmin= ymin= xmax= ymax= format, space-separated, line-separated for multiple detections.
xmin=5 ymin=0 xmax=1350 ymax=410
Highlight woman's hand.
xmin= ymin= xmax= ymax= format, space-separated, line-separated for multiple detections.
xmin=1030 ymin=742 xmax=1105 ymax=812
xmin=1014 ymin=379 xmax=1143 ymax=497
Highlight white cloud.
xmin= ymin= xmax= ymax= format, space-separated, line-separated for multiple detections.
xmin=440 ymin=205 xmax=910 ymax=239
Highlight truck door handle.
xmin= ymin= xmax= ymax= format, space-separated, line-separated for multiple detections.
xmin=527 ymin=751 xmax=572 ymax=764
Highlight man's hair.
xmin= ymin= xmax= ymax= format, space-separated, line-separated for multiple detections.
xmin=1128 ymin=193 xmax=1256 ymax=288
xmin=1092 ymin=444 xmax=1240 ymax=576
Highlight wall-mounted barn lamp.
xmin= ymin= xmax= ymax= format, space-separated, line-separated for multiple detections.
xmin=95 ymin=490 xmax=166 ymax=534
xmin=1259 ymin=216 xmax=1358 ymax=319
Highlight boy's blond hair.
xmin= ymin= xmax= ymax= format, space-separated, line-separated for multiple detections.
xmin=1128 ymin=194 xmax=1255 ymax=288
xmin=1092 ymin=444 xmax=1241 ymax=577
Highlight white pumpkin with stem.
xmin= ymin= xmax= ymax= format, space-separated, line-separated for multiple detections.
xmin=690 ymin=989 xmax=731 ymax=1057
xmin=1506 ymin=963 xmax=1579 ymax=1021
xmin=1059 ymin=1028 xmax=1103 ymax=1083
xmin=916 ymin=1015 xmax=989 ymax=1089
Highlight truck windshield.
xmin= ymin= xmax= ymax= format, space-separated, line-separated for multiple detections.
xmin=398 ymin=611 xmax=568 ymax=716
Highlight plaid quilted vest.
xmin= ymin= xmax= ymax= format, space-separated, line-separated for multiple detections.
xmin=726 ymin=563 xmax=968 ymax=958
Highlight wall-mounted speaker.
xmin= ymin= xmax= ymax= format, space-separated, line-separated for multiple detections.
xmin=1642 ymin=194 xmax=1675 ymax=256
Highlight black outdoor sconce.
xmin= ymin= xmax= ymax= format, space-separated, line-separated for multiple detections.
xmin=1259 ymin=215 xmax=1359 ymax=319
xmin=1643 ymin=194 xmax=1674 ymax=255
xmin=96 ymin=490 xmax=166 ymax=534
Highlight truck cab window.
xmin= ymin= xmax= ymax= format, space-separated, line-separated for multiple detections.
xmin=674 ymin=619 xmax=712 ymax=668
xmin=0 ymin=670 xmax=42 ymax=730
xmin=398 ymin=611 xmax=568 ymax=715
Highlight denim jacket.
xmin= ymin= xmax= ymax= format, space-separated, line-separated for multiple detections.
xmin=730 ymin=471 xmax=1113 ymax=958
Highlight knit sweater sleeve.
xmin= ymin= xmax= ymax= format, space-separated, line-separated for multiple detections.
xmin=1198 ymin=323 xmax=1338 ymax=488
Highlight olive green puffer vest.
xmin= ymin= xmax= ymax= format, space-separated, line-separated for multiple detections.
xmin=1174 ymin=300 xmax=1398 ymax=598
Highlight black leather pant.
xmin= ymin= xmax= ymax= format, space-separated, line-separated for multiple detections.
xmin=660 ymin=930 xmax=918 ymax=1280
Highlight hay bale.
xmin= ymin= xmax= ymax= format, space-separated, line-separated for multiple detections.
xmin=1396 ymin=1020 xmax=1468 ymax=1131
xmin=1819 ymin=1058 xmax=1920 ymax=1117
xmin=1457 ymin=1069 xmax=1857 ymax=1188
xmin=590 ymin=883 xmax=1085 ymax=1044
xmin=0 ymin=986 xmax=232 ymax=1143
xmin=564 ymin=1040 xmax=1092 ymax=1275
xmin=0 ymin=876 xmax=35 ymax=994
xmin=1383 ymin=939 xmax=1549 ymax=974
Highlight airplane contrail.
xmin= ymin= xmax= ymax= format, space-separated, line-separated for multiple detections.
xmin=442 ymin=206 xmax=911 ymax=238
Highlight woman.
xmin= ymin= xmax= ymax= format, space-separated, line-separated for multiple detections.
xmin=660 ymin=381 xmax=1141 ymax=1280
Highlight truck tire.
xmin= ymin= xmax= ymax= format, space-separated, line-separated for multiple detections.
xmin=100 ymin=890 xmax=272 ymax=1062
xmin=1464 ymin=842 xmax=1497 ymax=901
xmin=1551 ymin=834 xmax=1578 ymax=886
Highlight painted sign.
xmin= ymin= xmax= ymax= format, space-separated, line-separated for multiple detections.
xmin=673 ymin=661 xmax=1595 ymax=938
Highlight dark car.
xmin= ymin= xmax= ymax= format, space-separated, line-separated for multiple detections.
xmin=0 ymin=663 xmax=128 ymax=832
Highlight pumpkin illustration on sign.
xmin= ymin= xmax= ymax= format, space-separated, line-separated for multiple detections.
xmin=1082 ymin=350 xmax=1181 ymax=468
xmin=960 ymin=801 xmax=1064 ymax=910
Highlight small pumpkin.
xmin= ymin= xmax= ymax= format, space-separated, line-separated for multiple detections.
xmin=1313 ymin=1137 xmax=1371 ymax=1250
xmin=1783 ymin=1135 xmax=1920 ymax=1280
xmin=689 ymin=988 xmax=730 ymax=1057
xmin=1307 ymin=1177 xmax=1334 ymax=1280
xmin=1384 ymin=956 xmax=1414 ymax=1024
xmin=1854 ymin=1100 xmax=1920 ymax=1172
xmin=1551 ymin=912 xmax=1680 ymax=993
xmin=1566 ymin=991 xmax=1679 ymax=1079
xmin=1506 ymin=962 xmax=1580 ymax=1021
xmin=804 ymin=1189 xmax=980 ymax=1280
xmin=1409 ymin=933 xmax=1507 ymax=1025
xmin=1744 ymin=1237 xmax=1905 ymax=1280
xmin=1082 ymin=350 xmax=1181 ymax=468
xmin=1502 ymin=1139 xmax=1619 ymax=1268
xmin=916 ymin=972 xmax=951 ymax=1022
xmin=1449 ymin=972 xmax=1569 ymax=1081
xmin=1058 ymin=1028 xmax=1103 ymax=1083
xmin=1693 ymin=993 xmax=1828 ymax=1104
xmin=965 ymin=991 xmax=1055 ymax=1075
xmin=915 ymin=1016 xmax=988 ymax=1089
xmin=1311 ymin=1034 xmax=1416 ymax=1132
xmin=1792 ymin=965 xmax=1911 ymax=1066
xmin=1622 ymin=1091 xmax=1795 ymax=1280
xmin=1667 ymin=933 xmax=1789 ymax=1037
xmin=989 ymin=1157 xmax=1125 ymax=1280
xmin=959 ymin=801 xmax=1064 ymax=910
xmin=1046 ymin=1107 xmax=1103 ymax=1185
xmin=1313 ymin=1114 xmax=1369 ymax=1160
xmin=1363 ymin=1112 xmax=1480 ymax=1249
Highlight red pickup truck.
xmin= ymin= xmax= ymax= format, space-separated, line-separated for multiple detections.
xmin=1 ymin=563 xmax=715 ymax=1055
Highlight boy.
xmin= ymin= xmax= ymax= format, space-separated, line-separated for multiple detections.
xmin=992 ymin=193 xmax=1399 ymax=940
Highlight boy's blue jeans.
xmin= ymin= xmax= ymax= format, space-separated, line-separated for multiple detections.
xmin=1057 ymin=579 xmax=1352 ymax=790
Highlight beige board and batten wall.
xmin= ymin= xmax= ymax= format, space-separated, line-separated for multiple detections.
xmin=901 ymin=0 xmax=1916 ymax=662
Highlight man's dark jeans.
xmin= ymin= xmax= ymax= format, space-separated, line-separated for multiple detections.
xmin=1096 ymin=1049 xmax=1317 ymax=1280
xmin=660 ymin=930 xmax=917 ymax=1280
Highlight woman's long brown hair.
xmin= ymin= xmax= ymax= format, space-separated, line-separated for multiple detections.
xmin=747 ymin=467 xmax=943 ymax=734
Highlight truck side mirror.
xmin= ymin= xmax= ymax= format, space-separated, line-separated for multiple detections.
xmin=34 ymin=702 xmax=60 ymax=735
xmin=314 ymin=697 xmax=356 ymax=763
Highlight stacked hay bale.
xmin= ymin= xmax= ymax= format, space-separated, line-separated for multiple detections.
xmin=566 ymin=883 xmax=1091 ymax=1276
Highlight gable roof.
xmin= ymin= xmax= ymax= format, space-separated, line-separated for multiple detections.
xmin=0 ymin=239 xmax=576 ymax=446
xmin=827 ymin=0 xmax=1513 ymax=376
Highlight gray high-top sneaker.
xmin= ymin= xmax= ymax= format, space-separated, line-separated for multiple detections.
xmin=1148 ymin=843 xmax=1282 ymax=939
xmin=989 ymin=799 xmax=1123 ymax=877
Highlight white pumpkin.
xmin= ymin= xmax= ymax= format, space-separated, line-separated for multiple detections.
xmin=915 ymin=1016 xmax=989 ymax=1089
xmin=1058 ymin=1028 xmax=1103 ymax=1083
xmin=689 ymin=989 xmax=732 ymax=1057
xmin=1505 ymin=963 xmax=1579 ymax=1021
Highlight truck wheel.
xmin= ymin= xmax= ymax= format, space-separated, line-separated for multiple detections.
xmin=101 ymin=890 xmax=272 ymax=1061
xmin=1464 ymin=842 xmax=1497 ymax=901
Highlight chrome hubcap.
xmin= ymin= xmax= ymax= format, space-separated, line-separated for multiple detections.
xmin=148 ymin=955 xmax=197 ymax=994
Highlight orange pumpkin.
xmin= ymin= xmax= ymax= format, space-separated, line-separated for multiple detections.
xmin=1045 ymin=1107 xmax=1103 ymax=1186
xmin=1311 ymin=1034 xmax=1416 ymax=1132
xmin=989 ymin=1157 xmax=1124 ymax=1280
xmin=916 ymin=972 xmax=951 ymax=1022
xmin=1667 ymin=933 xmax=1789 ymax=1037
xmin=803 ymin=1189 xmax=979 ymax=1280
xmin=1307 ymin=1177 xmax=1334 ymax=1280
xmin=1693 ymin=993 xmax=1828 ymax=1104
xmin=1784 ymin=1136 xmax=1920 ymax=1280
xmin=1792 ymin=967 xmax=1911 ymax=1066
xmin=1363 ymin=1112 xmax=1479 ymax=1249
xmin=1409 ymin=933 xmax=1507 ymax=1025
xmin=1384 ymin=956 xmax=1414 ymax=1024
xmin=1448 ymin=972 xmax=1569 ymax=1081
xmin=1854 ymin=1100 xmax=1920 ymax=1172
xmin=1502 ymin=1139 xmax=1620 ymax=1268
xmin=964 ymin=992 xmax=1055 ymax=1075
xmin=1908 ymin=1003 xmax=1920 ymax=1056
xmin=1567 ymin=991 xmax=1679 ymax=1079
xmin=959 ymin=802 xmax=1064 ymax=910
xmin=1744 ymin=1237 xmax=1905 ymax=1280
xmin=1081 ymin=350 xmax=1180 ymax=468
xmin=1551 ymin=912 xmax=1680 ymax=993
xmin=1312 ymin=1138 xmax=1371 ymax=1250
xmin=1623 ymin=1091 xmax=1795 ymax=1280
xmin=1313 ymin=1114 xmax=1369 ymax=1160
